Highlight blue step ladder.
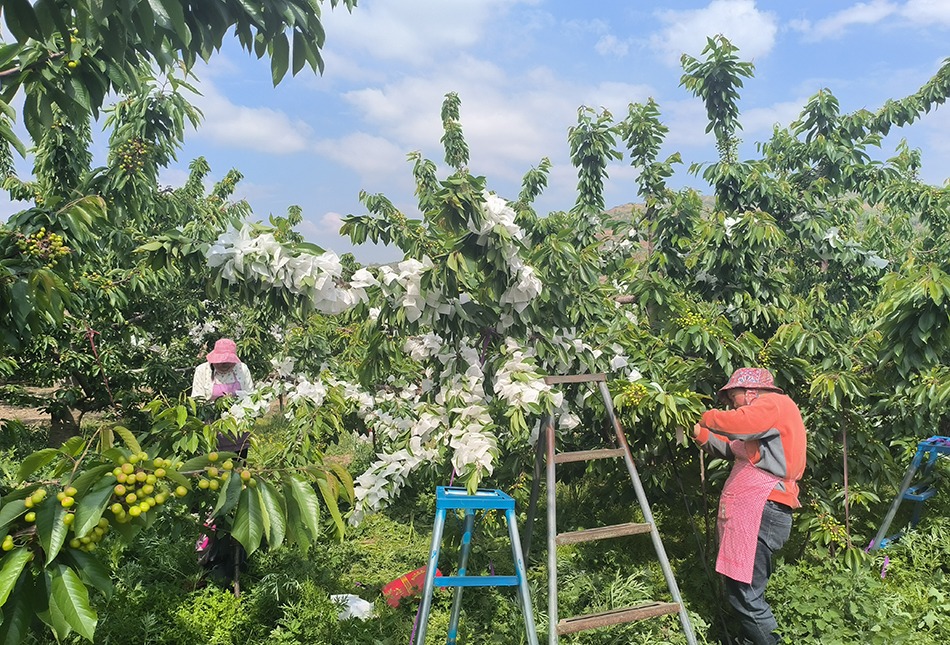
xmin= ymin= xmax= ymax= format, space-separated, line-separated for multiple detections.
xmin=870 ymin=436 xmax=950 ymax=550
xmin=415 ymin=486 xmax=539 ymax=645
xmin=522 ymin=373 xmax=697 ymax=644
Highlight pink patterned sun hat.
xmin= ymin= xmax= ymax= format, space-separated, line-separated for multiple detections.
xmin=719 ymin=367 xmax=783 ymax=394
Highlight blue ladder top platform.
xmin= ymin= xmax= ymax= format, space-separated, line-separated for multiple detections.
xmin=436 ymin=486 xmax=515 ymax=511
xmin=918 ymin=436 xmax=950 ymax=453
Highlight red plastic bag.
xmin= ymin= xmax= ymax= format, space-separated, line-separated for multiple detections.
xmin=381 ymin=565 xmax=441 ymax=607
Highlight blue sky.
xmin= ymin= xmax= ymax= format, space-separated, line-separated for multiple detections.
xmin=7 ymin=1 xmax=950 ymax=264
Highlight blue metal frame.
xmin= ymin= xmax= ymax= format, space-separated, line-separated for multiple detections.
xmin=871 ymin=436 xmax=950 ymax=549
xmin=414 ymin=487 xmax=538 ymax=645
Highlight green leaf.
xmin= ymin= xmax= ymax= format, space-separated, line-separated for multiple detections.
xmin=68 ymin=464 xmax=115 ymax=497
xmin=179 ymin=455 xmax=212 ymax=474
xmin=35 ymin=496 xmax=69 ymax=566
xmin=73 ymin=480 xmax=114 ymax=539
xmin=3 ymin=0 xmax=43 ymax=41
xmin=0 ymin=499 xmax=27 ymax=535
xmin=256 ymin=485 xmax=272 ymax=544
xmin=162 ymin=467 xmax=191 ymax=490
xmin=258 ymin=480 xmax=286 ymax=548
xmin=157 ymin=0 xmax=190 ymax=46
xmin=0 ymin=583 xmax=31 ymax=645
xmin=285 ymin=474 xmax=320 ymax=542
xmin=327 ymin=462 xmax=354 ymax=503
xmin=17 ymin=448 xmax=59 ymax=482
xmin=270 ymin=33 xmax=290 ymax=85
xmin=48 ymin=564 xmax=97 ymax=641
xmin=58 ymin=436 xmax=87 ymax=459
xmin=61 ymin=549 xmax=113 ymax=599
xmin=0 ymin=548 xmax=31 ymax=607
xmin=231 ymin=486 xmax=264 ymax=555
xmin=112 ymin=426 xmax=141 ymax=455
xmin=292 ymin=29 xmax=307 ymax=75
xmin=135 ymin=240 xmax=164 ymax=252
xmin=211 ymin=471 xmax=242 ymax=518
xmin=316 ymin=477 xmax=345 ymax=541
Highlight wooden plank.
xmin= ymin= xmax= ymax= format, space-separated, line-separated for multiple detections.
xmin=555 ymin=522 xmax=652 ymax=546
xmin=553 ymin=448 xmax=624 ymax=464
xmin=543 ymin=373 xmax=606 ymax=384
xmin=557 ymin=602 xmax=681 ymax=635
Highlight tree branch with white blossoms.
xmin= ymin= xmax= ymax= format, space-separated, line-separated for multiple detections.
xmin=206 ymin=223 xmax=374 ymax=316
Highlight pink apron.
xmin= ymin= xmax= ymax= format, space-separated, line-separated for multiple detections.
xmin=211 ymin=379 xmax=240 ymax=400
xmin=211 ymin=378 xmax=250 ymax=457
xmin=716 ymin=440 xmax=781 ymax=584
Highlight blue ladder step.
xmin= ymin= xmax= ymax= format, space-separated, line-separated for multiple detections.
xmin=435 ymin=575 xmax=520 ymax=588
xmin=878 ymin=532 xmax=903 ymax=548
xmin=903 ymin=485 xmax=937 ymax=502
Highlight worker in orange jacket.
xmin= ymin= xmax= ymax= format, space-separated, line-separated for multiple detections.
xmin=692 ymin=368 xmax=807 ymax=645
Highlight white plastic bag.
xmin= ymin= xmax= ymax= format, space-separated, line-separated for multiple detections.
xmin=330 ymin=594 xmax=375 ymax=620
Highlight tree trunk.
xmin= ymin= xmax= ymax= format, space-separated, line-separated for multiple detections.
xmin=48 ymin=406 xmax=79 ymax=447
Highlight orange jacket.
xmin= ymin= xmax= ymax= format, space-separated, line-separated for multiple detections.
xmin=696 ymin=392 xmax=807 ymax=508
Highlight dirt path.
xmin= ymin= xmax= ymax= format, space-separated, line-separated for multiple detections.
xmin=0 ymin=404 xmax=49 ymax=426
xmin=0 ymin=387 xmax=54 ymax=426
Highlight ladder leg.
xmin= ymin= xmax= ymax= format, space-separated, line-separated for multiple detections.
xmin=597 ymin=381 xmax=697 ymax=645
xmin=506 ymin=507 xmax=539 ymax=645
xmin=522 ymin=420 xmax=548 ymax=562
xmin=910 ymin=500 xmax=925 ymax=528
xmin=911 ymin=450 xmax=940 ymax=529
xmin=871 ymin=450 xmax=924 ymax=550
xmin=544 ymin=415 xmax=558 ymax=645
xmin=446 ymin=510 xmax=476 ymax=645
xmin=415 ymin=508 xmax=447 ymax=645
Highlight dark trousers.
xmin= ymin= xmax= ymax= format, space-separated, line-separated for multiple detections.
xmin=723 ymin=500 xmax=793 ymax=645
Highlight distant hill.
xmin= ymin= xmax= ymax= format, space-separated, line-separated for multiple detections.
xmin=605 ymin=195 xmax=717 ymax=220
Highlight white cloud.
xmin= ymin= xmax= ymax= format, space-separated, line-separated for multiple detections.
xmin=338 ymin=56 xmax=576 ymax=174
xmin=190 ymin=80 xmax=314 ymax=154
xmin=314 ymin=132 xmax=408 ymax=179
xmin=321 ymin=0 xmax=537 ymax=66
xmin=652 ymin=0 xmax=779 ymax=64
xmin=321 ymin=45 xmax=665 ymax=205
xmin=902 ymin=0 xmax=950 ymax=23
xmin=741 ymin=100 xmax=807 ymax=135
xmin=920 ymin=106 xmax=950 ymax=165
xmin=790 ymin=0 xmax=950 ymax=41
xmin=792 ymin=1 xmax=898 ymax=41
xmin=596 ymin=35 xmax=631 ymax=58
xmin=663 ymin=99 xmax=716 ymax=149
xmin=318 ymin=211 xmax=345 ymax=236
xmin=157 ymin=167 xmax=191 ymax=190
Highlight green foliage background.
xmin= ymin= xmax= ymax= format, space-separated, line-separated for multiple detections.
xmin=2 ymin=3 xmax=950 ymax=642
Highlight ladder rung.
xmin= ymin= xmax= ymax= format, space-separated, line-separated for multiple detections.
xmin=543 ymin=373 xmax=606 ymax=384
xmin=903 ymin=485 xmax=937 ymax=501
xmin=434 ymin=575 xmax=519 ymax=587
xmin=556 ymin=522 xmax=652 ymax=545
xmin=554 ymin=448 xmax=625 ymax=464
xmin=557 ymin=602 xmax=682 ymax=635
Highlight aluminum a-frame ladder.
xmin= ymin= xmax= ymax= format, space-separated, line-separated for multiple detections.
xmin=523 ymin=373 xmax=697 ymax=644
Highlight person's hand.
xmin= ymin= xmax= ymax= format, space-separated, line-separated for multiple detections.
xmin=691 ymin=422 xmax=704 ymax=440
